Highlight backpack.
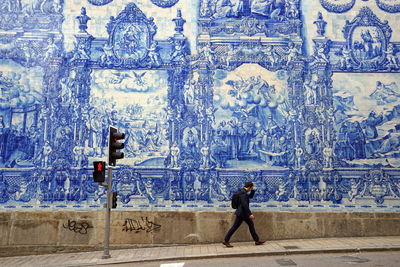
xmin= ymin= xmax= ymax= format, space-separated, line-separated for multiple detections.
xmin=231 ymin=190 xmax=242 ymax=209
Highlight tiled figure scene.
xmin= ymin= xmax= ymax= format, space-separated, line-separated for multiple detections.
xmin=0 ymin=0 xmax=400 ymax=211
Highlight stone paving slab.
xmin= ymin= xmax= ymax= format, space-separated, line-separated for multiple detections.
xmin=0 ymin=236 xmax=399 ymax=267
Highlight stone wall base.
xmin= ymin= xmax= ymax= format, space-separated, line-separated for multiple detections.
xmin=1 ymin=211 xmax=399 ymax=257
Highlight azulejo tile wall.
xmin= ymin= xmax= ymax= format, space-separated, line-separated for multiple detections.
xmin=0 ymin=0 xmax=400 ymax=212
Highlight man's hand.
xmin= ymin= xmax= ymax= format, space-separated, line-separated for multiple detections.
xmin=249 ymin=214 xmax=255 ymax=220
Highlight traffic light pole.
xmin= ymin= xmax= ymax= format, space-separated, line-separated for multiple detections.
xmin=99 ymin=126 xmax=124 ymax=260
xmin=102 ymin=166 xmax=112 ymax=259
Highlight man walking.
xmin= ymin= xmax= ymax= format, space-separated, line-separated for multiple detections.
xmin=223 ymin=181 xmax=265 ymax=247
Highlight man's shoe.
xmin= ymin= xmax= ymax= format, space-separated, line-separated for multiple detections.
xmin=255 ymin=241 xmax=266 ymax=245
xmin=222 ymin=241 xmax=233 ymax=248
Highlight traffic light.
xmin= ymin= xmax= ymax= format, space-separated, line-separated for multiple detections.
xmin=112 ymin=192 xmax=117 ymax=209
xmin=108 ymin=126 xmax=125 ymax=166
xmin=93 ymin=161 xmax=106 ymax=183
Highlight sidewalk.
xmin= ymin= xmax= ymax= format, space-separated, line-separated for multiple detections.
xmin=0 ymin=236 xmax=399 ymax=267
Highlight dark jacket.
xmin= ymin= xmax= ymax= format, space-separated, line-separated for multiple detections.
xmin=235 ymin=188 xmax=255 ymax=218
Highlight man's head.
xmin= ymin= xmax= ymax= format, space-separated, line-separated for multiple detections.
xmin=244 ymin=181 xmax=254 ymax=191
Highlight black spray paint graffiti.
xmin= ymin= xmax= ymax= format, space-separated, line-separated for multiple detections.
xmin=63 ymin=219 xmax=93 ymax=234
xmin=122 ymin=217 xmax=161 ymax=233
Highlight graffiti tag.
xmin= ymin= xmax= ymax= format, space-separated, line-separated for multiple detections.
xmin=122 ymin=217 xmax=161 ymax=233
xmin=63 ymin=219 xmax=93 ymax=235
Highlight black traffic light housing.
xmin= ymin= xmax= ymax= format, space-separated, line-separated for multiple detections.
xmin=93 ymin=161 xmax=106 ymax=183
xmin=108 ymin=126 xmax=125 ymax=166
xmin=112 ymin=192 xmax=117 ymax=209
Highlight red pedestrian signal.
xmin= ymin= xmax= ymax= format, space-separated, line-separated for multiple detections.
xmin=96 ymin=162 xmax=105 ymax=171
xmin=93 ymin=161 xmax=106 ymax=183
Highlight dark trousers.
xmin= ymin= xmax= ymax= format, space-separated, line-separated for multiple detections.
xmin=224 ymin=215 xmax=259 ymax=242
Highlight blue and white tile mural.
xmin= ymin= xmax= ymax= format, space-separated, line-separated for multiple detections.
xmin=1 ymin=0 xmax=400 ymax=211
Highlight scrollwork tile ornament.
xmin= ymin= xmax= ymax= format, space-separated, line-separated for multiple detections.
xmin=150 ymin=0 xmax=180 ymax=8
xmin=87 ymin=0 xmax=113 ymax=6
xmin=320 ymin=0 xmax=356 ymax=13
xmin=200 ymin=0 xmax=211 ymax=17
xmin=286 ymin=0 xmax=300 ymax=19
xmin=321 ymin=0 xmax=400 ymax=13
xmin=114 ymin=168 xmax=137 ymax=204
xmin=360 ymin=169 xmax=400 ymax=204
xmin=323 ymin=171 xmax=347 ymax=203
xmin=342 ymin=7 xmax=392 ymax=71
xmin=102 ymin=3 xmax=159 ymax=68
xmin=376 ymin=0 xmax=400 ymax=13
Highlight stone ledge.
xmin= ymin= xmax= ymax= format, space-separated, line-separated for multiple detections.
xmin=0 ymin=211 xmax=399 ymax=256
